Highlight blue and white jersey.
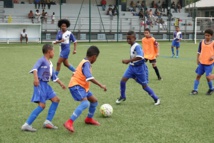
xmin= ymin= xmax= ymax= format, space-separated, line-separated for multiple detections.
xmin=173 ymin=31 xmax=182 ymax=41
xmin=56 ymin=30 xmax=77 ymax=50
xmin=29 ymin=56 xmax=58 ymax=82
xmin=130 ymin=43 xmax=144 ymax=66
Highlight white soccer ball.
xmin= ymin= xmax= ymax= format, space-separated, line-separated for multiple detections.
xmin=100 ymin=104 xmax=113 ymax=117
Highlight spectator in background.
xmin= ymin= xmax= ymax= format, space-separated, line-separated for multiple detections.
xmin=28 ymin=10 xmax=35 ymax=23
xmin=129 ymin=1 xmax=136 ymax=12
xmin=112 ymin=6 xmax=118 ymax=16
xmin=171 ymin=1 xmax=177 ymax=12
xmin=41 ymin=9 xmax=45 ymax=23
xmin=141 ymin=1 xmax=145 ymax=8
xmin=150 ymin=1 xmax=155 ymax=8
xmin=34 ymin=0 xmax=40 ymax=9
xmin=157 ymin=0 xmax=162 ymax=12
xmin=138 ymin=9 xmax=144 ymax=19
xmin=20 ymin=29 xmax=28 ymax=44
xmin=177 ymin=2 xmax=181 ymax=13
xmin=13 ymin=0 xmax=19 ymax=3
xmin=46 ymin=0 xmax=51 ymax=9
xmin=136 ymin=1 xmax=141 ymax=12
xmin=44 ymin=12 xmax=48 ymax=23
xmin=162 ymin=1 xmax=166 ymax=12
xmin=41 ymin=0 xmax=46 ymax=9
xmin=101 ymin=0 xmax=107 ymax=11
xmin=35 ymin=9 xmax=41 ymax=22
xmin=51 ymin=12 xmax=55 ymax=24
xmin=108 ymin=8 xmax=113 ymax=20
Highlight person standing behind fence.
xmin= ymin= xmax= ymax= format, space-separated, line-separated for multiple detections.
xmin=20 ymin=29 xmax=28 ymax=44
xmin=28 ymin=10 xmax=35 ymax=23
xmin=51 ymin=12 xmax=55 ymax=24
xmin=52 ymin=19 xmax=77 ymax=76
xmin=46 ymin=0 xmax=51 ymax=9
xmin=35 ymin=9 xmax=41 ymax=22
xmin=34 ymin=0 xmax=40 ymax=9
xmin=101 ymin=0 xmax=106 ymax=11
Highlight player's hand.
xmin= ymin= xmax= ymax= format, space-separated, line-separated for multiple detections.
xmin=156 ymin=53 xmax=159 ymax=57
xmin=122 ymin=59 xmax=130 ymax=64
xmin=34 ymin=79 xmax=39 ymax=86
xmin=73 ymin=50 xmax=77 ymax=54
xmin=52 ymin=41 xmax=57 ymax=44
xmin=100 ymin=85 xmax=107 ymax=92
xmin=197 ymin=60 xmax=200 ymax=65
xmin=60 ymin=83 xmax=66 ymax=90
xmin=209 ymin=56 xmax=214 ymax=61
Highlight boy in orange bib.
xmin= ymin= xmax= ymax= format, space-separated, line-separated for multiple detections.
xmin=142 ymin=28 xmax=162 ymax=80
xmin=64 ymin=46 xmax=107 ymax=132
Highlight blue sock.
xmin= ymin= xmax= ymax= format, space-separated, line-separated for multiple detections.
xmin=70 ymin=100 xmax=89 ymax=121
xmin=68 ymin=64 xmax=76 ymax=72
xmin=55 ymin=71 xmax=59 ymax=76
xmin=208 ymin=81 xmax=213 ymax=90
xmin=171 ymin=47 xmax=174 ymax=55
xmin=120 ymin=81 xmax=126 ymax=98
xmin=176 ymin=49 xmax=179 ymax=56
xmin=87 ymin=102 xmax=98 ymax=118
xmin=47 ymin=102 xmax=59 ymax=121
xmin=26 ymin=106 xmax=44 ymax=125
xmin=143 ymin=85 xmax=159 ymax=101
xmin=193 ymin=80 xmax=199 ymax=91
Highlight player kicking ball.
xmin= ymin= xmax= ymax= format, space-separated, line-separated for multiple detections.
xmin=116 ymin=31 xmax=160 ymax=105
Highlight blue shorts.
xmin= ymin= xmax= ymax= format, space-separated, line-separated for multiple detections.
xmin=123 ymin=64 xmax=148 ymax=85
xmin=31 ymin=81 xmax=56 ymax=104
xmin=195 ymin=64 xmax=213 ymax=76
xmin=60 ymin=48 xmax=70 ymax=59
xmin=172 ymin=40 xmax=180 ymax=48
xmin=69 ymin=85 xmax=93 ymax=101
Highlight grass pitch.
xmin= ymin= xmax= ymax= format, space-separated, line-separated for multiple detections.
xmin=0 ymin=41 xmax=214 ymax=143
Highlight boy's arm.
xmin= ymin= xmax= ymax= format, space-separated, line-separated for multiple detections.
xmin=83 ymin=62 xmax=107 ymax=91
xmin=33 ymin=70 xmax=39 ymax=86
xmin=197 ymin=41 xmax=202 ymax=65
xmin=70 ymin=33 xmax=77 ymax=54
xmin=209 ymin=43 xmax=214 ymax=61
xmin=55 ymin=79 xmax=66 ymax=90
xmin=154 ymin=40 xmax=160 ymax=57
xmin=52 ymin=31 xmax=65 ymax=44
xmin=122 ymin=45 xmax=143 ymax=64
xmin=89 ymin=78 xmax=107 ymax=91
xmin=122 ymin=57 xmax=142 ymax=64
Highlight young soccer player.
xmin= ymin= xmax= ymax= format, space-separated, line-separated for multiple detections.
xmin=21 ymin=44 xmax=66 ymax=132
xmin=142 ymin=28 xmax=162 ymax=80
xmin=63 ymin=46 xmax=107 ymax=132
xmin=190 ymin=29 xmax=214 ymax=95
xmin=52 ymin=19 xmax=77 ymax=76
xmin=171 ymin=26 xmax=182 ymax=58
xmin=116 ymin=31 xmax=160 ymax=105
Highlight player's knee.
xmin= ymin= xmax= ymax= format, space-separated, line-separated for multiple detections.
xmin=57 ymin=62 xmax=61 ymax=66
xmin=142 ymin=84 xmax=148 ymax=89
xmin=82 ymin=100 xmax=90 ymax=109
xmin=39 ymin=104 xmax=46 ymax=109
xmin=90 ymin=102 xmax=98 ymax=107
xmin=52 ymin=96 xmax=60 ymax=102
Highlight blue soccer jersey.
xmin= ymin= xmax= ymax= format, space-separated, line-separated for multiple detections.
xmin=56 ymin=30 xmax=77 ymax=59
xmin=129 ymin=43 xmax=144 ymax=66
xmin=173 ymin=31 xmax=182 ymax=42
xmin=30 ymin=56 xmax=58 ymax=82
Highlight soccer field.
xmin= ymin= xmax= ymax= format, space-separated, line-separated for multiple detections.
xmin=0 ymin=41 xmax=214 ymax=143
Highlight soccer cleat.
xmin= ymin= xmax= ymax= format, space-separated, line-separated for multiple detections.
xmin=21 ymin=124 xmax=37 ymax=132
xmin=154 ymin=99 xmax=160 ymax=106
xmin=158 ymin=77 xmax=162 ymax=80
xmin=63 ymin=119 xmax=74 ymax=132
xmin=43 ymin=120 xmax=58 ymax=129
xmin=116 ymin=97 xmax=126 ymax=104
xmin=85 ymin=117 xmax=100 ymax=126
xmin=171 ymin=54 xmax=175 ymax=58
xmin=190 ymin=90 xmax=198 ymax=95
xmin=206 ymin=89 xmax=214 ymax=95
xmin=175 ymin=56 xmax=179 ymax=58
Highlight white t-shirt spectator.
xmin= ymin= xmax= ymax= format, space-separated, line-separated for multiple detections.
xmin=21 ymin=31 xmax=27 ymax=37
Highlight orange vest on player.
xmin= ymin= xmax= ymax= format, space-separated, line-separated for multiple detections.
xmin=142 ymin=37 xmax=158 ymax=60
xmin=68 ymin=59 xmax=91 ymax=92
xmin=199 ymin=40 xmax=214 ymax=65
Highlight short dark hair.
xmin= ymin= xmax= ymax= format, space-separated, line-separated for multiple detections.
xmin=87 ymin=46 xmax=100 ymax=57
xmin=42 ymin=44 xmax=53 ymax=54
xmin=57 ymin=19 xmax=70 ymax=28
xmin=144 ymin=28 xmax=150 ymax=33
xmin=204 ymin=29 xmax=213 ymax=36
xmin=127 ymin=31 xmax=136 ymax=37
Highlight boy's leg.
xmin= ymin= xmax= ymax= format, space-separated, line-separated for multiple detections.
xmin=44 ymin=96 xmax=60 ymax=129
xmin=205 ymin=65 xmax=214 ymax=95
xmin=171 ymin=46 xmax=175 ymax=57
xmin=176 ymin=47 xmax=179 ymax=58
xmin=142 ymin=84 xmax=160 ymax=105
xmin=21 ymin=103 xmax=45 ymax=132
xmin=55 ymin=57 xmax=64 ymax=76
xmin=85 ymin=94 xmax=100 ymax=125
xmin=116 ymin=77 xmax=129 ymax=104
xmin=151 ymin=61 xmax=161 ymax=80
xmin=190 ymin=65 xmax=203 ymax=95
xmin=63 ymin=59 xmax=76 ymax=72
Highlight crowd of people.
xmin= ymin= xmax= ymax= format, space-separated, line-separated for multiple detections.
xmin=28 ymin=9 xmax=55 ymax=24
xmin=13 ymin=0 xmax=56 ymax=9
